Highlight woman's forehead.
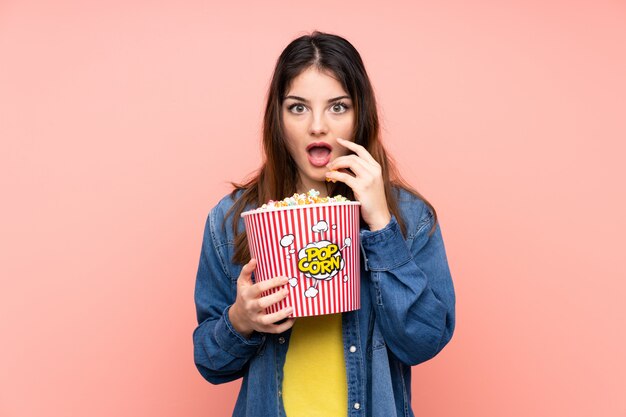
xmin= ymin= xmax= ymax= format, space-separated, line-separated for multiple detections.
xmin=285 ymin=67 xmax=348 ymax=98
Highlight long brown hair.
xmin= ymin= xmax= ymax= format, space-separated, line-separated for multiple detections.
xmin=226 ymin=31 xmax=437 ymax=265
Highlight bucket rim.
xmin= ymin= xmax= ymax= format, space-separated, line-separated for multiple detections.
xmin=241 ymin=201 xmax=361 ymax=217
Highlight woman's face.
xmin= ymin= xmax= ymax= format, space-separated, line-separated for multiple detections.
xmin=282 ymin=66 xmax=355 ymax=196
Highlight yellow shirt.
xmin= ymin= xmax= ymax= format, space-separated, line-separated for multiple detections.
xmin=282 ymin=313 xmax=347 ymax=417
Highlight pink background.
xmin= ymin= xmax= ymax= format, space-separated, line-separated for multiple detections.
xmin=1 ymin=1 xmax=625 ymax=416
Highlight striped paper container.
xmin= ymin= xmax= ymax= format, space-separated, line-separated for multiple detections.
xmin=241 ymin=202 xmax=361 ymax=317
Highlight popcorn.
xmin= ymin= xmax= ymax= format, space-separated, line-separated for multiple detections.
xmin=256 ymin=189 xmax=350 ymax=210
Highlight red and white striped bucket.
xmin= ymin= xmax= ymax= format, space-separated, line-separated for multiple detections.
xmin=241 ymin=202 xmax=361 ymax=317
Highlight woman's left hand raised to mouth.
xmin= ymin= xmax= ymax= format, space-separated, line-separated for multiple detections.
xmin=326 ymin=137 xmax=392 ymax=231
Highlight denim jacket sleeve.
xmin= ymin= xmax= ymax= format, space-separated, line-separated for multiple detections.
xmin=360 ymin=196 xmax=456 ymax=366
xmin=192 ymin=199 xmax=265 ymax=384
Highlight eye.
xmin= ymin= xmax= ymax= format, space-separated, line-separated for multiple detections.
xmin=287 ymin=103 xmax=307 ymax=114
xmin=331 ymin=102 xmax=350 ymax=114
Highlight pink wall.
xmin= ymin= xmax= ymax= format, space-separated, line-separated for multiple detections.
xmin=1 ymin=1 xmax=625 ymax=416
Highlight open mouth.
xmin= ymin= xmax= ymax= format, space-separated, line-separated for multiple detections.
xmin=306 ymin=142 xmax=333 ymax=167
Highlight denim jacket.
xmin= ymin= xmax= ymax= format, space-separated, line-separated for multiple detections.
xmin=193 ymin=188 xmax=456 ymax=417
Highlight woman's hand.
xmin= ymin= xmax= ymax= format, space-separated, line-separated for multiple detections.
xmin=326 ymin=137 xmax=392 ymax=231
xmin=228 ymin=258 xmax=296 ymax=339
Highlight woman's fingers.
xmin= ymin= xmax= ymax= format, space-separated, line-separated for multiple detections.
xmin=257 ymin=287 xmax=289 ymax=310
xmin=237 ymin=258 xmax=257 ymax=288
xmin=336 ymin=137 xmax=377 ymax=164
xmin=326 ymin=138 xmax=391 ymax=232
xmin=327 ymin=154 xmax=371 ymax=177
xmin=260 ymin=306 xmax=295 ymax=327
xmin=248 ymin=275 xmax=289 ymax=298
xmin=326 ymin=169 xmax=358 ymax=190
xmin=231 ymin=272 xmax=297 ymax=337
xmin=272 ymin=317 xmax=296 ymax=334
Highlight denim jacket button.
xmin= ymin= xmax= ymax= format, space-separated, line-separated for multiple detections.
xmin=278 ymin=336 xmax=286 ymax=344
xmin=354 ymin=402 xmax=361 ymax=410
xmin=349 ymin=345 xmax=357 ymax=353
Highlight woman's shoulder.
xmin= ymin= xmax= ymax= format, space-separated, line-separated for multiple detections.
xmin=211 ymin=189 xmax=244 ymax=214
xmin=204 ymin=189 xmax=246 ymax=242
xmin=208 ymin=187 xmax=253 ymax=220
xmin=392 ymin=185 xmax=435 ymax=238
xmin=393 ymin=186 xmax=429 ymax=214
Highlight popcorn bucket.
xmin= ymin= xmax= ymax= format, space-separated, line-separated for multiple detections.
xmin=241 ymin=202 xmax=361 ymax=317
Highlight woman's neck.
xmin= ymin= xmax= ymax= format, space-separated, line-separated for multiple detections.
xmin=296 ymin=181 xmax=329 ymax=197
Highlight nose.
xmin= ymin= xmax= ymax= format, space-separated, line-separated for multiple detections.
xmin=309 ymin=111 xmax=328 ymax=136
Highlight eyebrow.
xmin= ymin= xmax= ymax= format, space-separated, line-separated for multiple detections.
xmin=284 ymin=95 xmax=351 ymax=103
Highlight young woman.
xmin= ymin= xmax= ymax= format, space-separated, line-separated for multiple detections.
xmin=193 ymin=31 xmax=456 ymax=417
